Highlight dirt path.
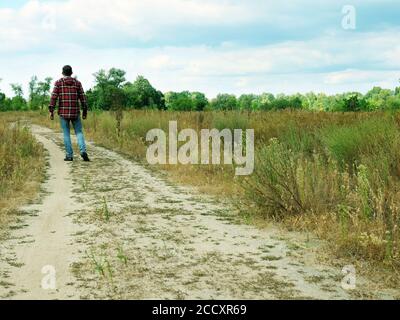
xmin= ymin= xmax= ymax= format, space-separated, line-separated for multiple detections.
xmin=0 ymin=124 xmax=396 ymax=300
xmin=0 ymin=125 xmax=83 ymax=299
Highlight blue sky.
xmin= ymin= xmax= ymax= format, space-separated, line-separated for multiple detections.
xmin=0 ymin=0 xmax=399 ymax=98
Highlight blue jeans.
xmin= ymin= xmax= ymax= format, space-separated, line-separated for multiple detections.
xmin=60 ymin=117 xmax=87 ymax=158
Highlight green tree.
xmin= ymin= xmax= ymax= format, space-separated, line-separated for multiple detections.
xmin=10 ymin=83 xmax=27 ymax=111
xmin=29 ymin=76 xmax=41 ymax=110
xmin=268 ymin=94 xmax=302 ymax=110
xmin=29 ymin=76 xmax=52 ymax=110
xmin=365 ymin=86 xmax=392 ymax=110
xmin=395 ymin=78 xmax=400 ymax=96
xmin=164 ymin=91 xmax=207 ymax=111
xmin=91 ymin=68 xmax=130 ymax=131
xmin=191 ymin=92 xmax=208 ymax=111
xmin=165 ymin=91 xmax=192 ymax=111
xmin=94 ymin=68 xmax=127 ymax=89
xmin=0 ymin=83 xmax=8 ymax=111
xmin=251 ymin=93 xmax=275 ymax=110
xmin=38 ymin=77 xmax=52 ymax=110
xmin=0 ymin=78 xmax=6 ymax=111
xmin=210 ymin=94 xmax=238 ymax=110
xmin=343 ymin=92 xmax=366 ymax=112
xmin=387 ymin=95 xmax=400 ymax=110
xmin=238 ymin=94 xmax=257 ymax=111
xmin=326 ymin=94 xmax=346 ymax=112
xmin=91 ymin=68 xmax=127 ymax=110
xmin=124 ymin=75 xmax=164 ymax=109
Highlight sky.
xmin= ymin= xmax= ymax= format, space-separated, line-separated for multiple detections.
xmin=0 ymin=0 xmax=399 ymax=98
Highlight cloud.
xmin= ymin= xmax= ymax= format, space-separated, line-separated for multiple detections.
xmin=0 ymin=0 xmax=399 ymax=98
xmin=0 ymin=0 xmax=261 ymax=52
xmin=323 ymin=69 xmax=399 ymax=86
xmin=137 ymin=29 xmax=400 ymax=78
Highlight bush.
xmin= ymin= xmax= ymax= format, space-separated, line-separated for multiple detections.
xmin=0 ymin=120 xmax=44 ymax=206
xmin=321 ymin=116 xmax=400 ymax=182
xmin=242 ymin=139 xmax=349 ymax=219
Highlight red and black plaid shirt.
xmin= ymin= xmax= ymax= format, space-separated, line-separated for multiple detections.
xmin=49 ymin=77 xmax=88 ymax=120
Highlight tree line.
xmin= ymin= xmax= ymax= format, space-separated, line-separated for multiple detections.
xmin=1 ymin=69 xmax=400 ymax=112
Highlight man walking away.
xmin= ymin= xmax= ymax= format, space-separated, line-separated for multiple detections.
xmin=49 ymin=65 xmax=90 ymax=162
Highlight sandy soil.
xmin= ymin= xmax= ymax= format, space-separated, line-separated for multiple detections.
xmin=0 ymin=124 xmax=398 ymax=300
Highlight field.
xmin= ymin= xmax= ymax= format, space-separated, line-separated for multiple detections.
xmin=2 ymin=109 xmax=400 ymax=296
xmin=2 ymin=0 xmax=400 ymax=303
xmin=5 ymin=109 xmax=394 ymax=284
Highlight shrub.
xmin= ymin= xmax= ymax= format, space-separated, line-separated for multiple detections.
xmin=0 ymin=120 xmax=44 ymax=216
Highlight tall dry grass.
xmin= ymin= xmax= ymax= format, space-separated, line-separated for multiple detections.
xmin=20 ymin=109 xmax=400 ymax=281
xmin=0 ymin=116 xmax=45 ymax=228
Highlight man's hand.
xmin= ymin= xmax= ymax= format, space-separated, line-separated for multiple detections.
xmin=82 ymin=110 xmax=87 ymax=120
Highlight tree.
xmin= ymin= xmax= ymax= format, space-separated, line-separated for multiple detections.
xmin=289 ymin=95 xmax=303 ymax=109
xmin=0 ymin=78 xmax=5 ymax=111
xmin=210 ymin=94 xmax=238 ymax=110
xmin=11 ymin=83 xmax=23 ymax=97
xmin=29 ymin=76 xmax=40 ymax=110
xmin=94 ymin=68 xmax=127 ymax=89
xmin=165 ymin=91 xmax=192 ymax=111
xmin=343 ymin=92 xmax=366 ymax=112
xmin=0 ymin=89 xmax=7 ymax=112
xmin=124 ymin=75 xmax=164 ymax=109
xmin=191 ymin=92 xmax=208 ymax=111
xmin=387 ymin=95 xmax=400 ymax=110
xmin=238 ymin=94 xmax=257 ymax=111
xmin=325 ymin=94 xmax=346 ymax=112
xmin=251 ymin=93 xmax=275 ymax=110
xmin=90 ymin=68 xmax=130 ymax=132
xmin=38 ymin=77 xmax=52 ymax=110
xmin=29 ymin=76 xmax=52 ymax=110
xmin=10 ymin=83 xmax=27 ymax=111
xmin=364 ymin=86 xmax=392 ymax=110
xmin=164 ymin=91 xmax=208 ymax=111
xmin=91 ymin=68 xmax=127 ymax=110
xmin=90 ymin=70 xmax=164 ymax=111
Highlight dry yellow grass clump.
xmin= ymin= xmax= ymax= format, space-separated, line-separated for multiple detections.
xmin=0 ymin=116 xmax=45 ymax=229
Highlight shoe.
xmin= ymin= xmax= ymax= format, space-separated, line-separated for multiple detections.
xmin=64 ymin=156 xmax=73 ymax=162
xmin=81 ymin=152 xmax=91 ymax=162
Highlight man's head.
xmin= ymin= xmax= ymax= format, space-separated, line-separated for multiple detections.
xmin=62 ymin=65 xmax=73 ymax=77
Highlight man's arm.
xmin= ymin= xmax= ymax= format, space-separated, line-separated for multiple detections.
xmin=49 ymin=82 xmax=60 ymax=120
xmin=78 ymin=82 xmax=88 ymax=119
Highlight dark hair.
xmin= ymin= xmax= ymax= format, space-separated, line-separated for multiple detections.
xmin=62 ymin=65 xmax=73 ymax=76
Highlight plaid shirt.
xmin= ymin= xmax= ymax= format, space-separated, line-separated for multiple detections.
xmin=49 ymin=77 xmax=88 ymax=119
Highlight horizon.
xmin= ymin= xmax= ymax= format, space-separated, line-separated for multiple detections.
xmin=1 ymin=0 xmax=399 ymax=98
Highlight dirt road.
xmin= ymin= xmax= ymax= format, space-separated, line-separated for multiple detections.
xmin=0 ymin=124 xmax=394 ymax=300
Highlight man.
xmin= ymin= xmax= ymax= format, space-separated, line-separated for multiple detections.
xmin=49 ymin=65 xmax=90 ymax=162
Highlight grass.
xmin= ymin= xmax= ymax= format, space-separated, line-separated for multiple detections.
xmin=7 ymin=109 xmax=400 ymax=286
xmin=0 ymin=117 xmax=45 ymax=231
xmin=98 ymin=196 xmax=112 ymax=222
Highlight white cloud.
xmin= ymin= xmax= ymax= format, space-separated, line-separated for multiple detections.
xmin=0 ymin=1 xmax=399 ymax=98
xmin=0 ymin=0 xmax=260 ymax=52
xmin=144 ymin=54 xmax=180 ymax=71
xmin=1 ymin=28 xmax=399 ymax=99
xmin=324 ymin=69 xmax=399 ymax=85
